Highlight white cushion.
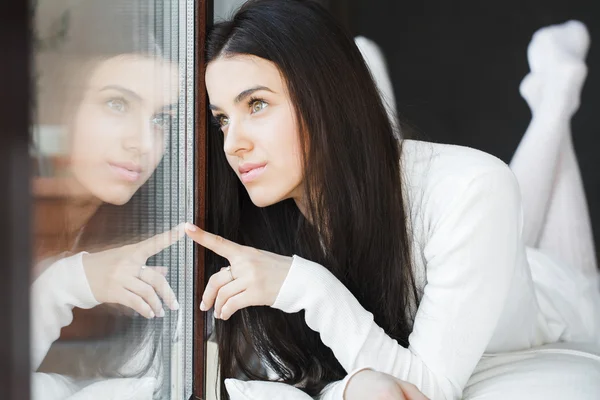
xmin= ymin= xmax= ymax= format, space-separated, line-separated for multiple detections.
xmin=464 ymin=343 xmax=600 ymax=400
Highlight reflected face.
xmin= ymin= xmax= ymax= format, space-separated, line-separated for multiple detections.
xmin=205 ymin=55 xmax=304 ymax=208
xmin=69 ymin=55 xmax=179 ymax=205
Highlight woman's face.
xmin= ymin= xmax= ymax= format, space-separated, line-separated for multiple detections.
xmin=205 ymin=55 xmax=304 ymax=208
xmin=69 ymin=55 xmax=179 ymax=205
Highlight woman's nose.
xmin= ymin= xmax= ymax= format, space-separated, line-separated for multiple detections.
xmin=121 ymin=115 xmax=156 ymax=154
xmin=223 ymin=121 xmax=252 ymax=156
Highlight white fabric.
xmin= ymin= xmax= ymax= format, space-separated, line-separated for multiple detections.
xmin=270 ymin=139 xmax=600 ymax=400
xmin=225 ymin=345 xmax=600 ymax=400
xmin=464 ymin=343 xmax=600 ymax=400
xmin=509 ymin=20 xmax=597 ymax=276
xmin=65 ymin=377 xmax=157 ymax=400
xmin=223 ymin=367 xmax=369 ymax=400
xmin=30 ymin=252 xmax=159 ymax=399
xmin=355 ymin=36 xmax=400 ymax=138
xmin=225 ymin=379 xmax=314 ymax=400
xmin=31 ymin=372 xmax=79 ymax=400
xmin=31 ymin=252 xmax=100 ymax=371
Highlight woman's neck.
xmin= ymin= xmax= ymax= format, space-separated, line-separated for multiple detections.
xmin=63 ymin=196 xmax=101 ymax=234
xmin=59 ymin=175 xmax=103 ymax=233
xmin=293 ymin=196 xmax=308 ymax=220
xmin=33 ymin=180 xmax=101 ymax=265
xmin=66 ymin=171 xmax=105 ymax=231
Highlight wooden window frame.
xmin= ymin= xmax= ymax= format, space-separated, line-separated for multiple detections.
xmin=0 ymin=3 xmax=32 ymax=400
xmin=193 ymin=1 xmax=212 ymax=399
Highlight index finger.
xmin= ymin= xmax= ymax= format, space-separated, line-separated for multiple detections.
xmin=134 ymin=223 xmax=185 ymax=260
xmin=184 ymin=222 xmax=240 ymax=260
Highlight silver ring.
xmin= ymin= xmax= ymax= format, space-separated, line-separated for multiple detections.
xmin=138 ymin=265 xmax=147 ymax=279
xmin=225 ymin=265 xmax=234 ymax=281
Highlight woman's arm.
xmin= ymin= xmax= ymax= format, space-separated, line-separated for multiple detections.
xmin=30 ymin=252 xmax=100 ymax=371
xmin=272 ymin=166 xmax=523 ymax=400
xmin=31 ymin=251 xmax=166 ymax=398
xmin=31 ymin=372 xmax=80 ymax=400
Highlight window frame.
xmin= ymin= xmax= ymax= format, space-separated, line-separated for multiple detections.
xmin=1 ymin=2 xmax=32 ymax=399
xmin=193 ymin=0 xmax=212 ymax=399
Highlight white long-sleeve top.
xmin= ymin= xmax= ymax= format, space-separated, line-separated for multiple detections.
xmin=31 ymin=252 xmax=100 ymax=372
xmin=30 ymin=253 xmax=159 ymax=400
xmin=30 ymin=252 xmax=101 ymax=399
xmin=272 ymin=140 xmax=600 ymax=400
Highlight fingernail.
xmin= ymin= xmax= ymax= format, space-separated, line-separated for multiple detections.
xmin=149 ymin=311 xmax=155 ymax=319
xmin=185 ymin=222 xmax=197 ymax=232
xmin=158 ymin=308 xmax=165 ymax=318
xmin=199 ymin=301 xmax=206 ymax=311
xmin=220 ymin=312 xmax=224 ymax=320
xmin=173 ymin=299 xmax=180 ymax=310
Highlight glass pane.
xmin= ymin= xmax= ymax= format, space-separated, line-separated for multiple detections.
xmin=31 ymin=1 xmax=195 ymax=399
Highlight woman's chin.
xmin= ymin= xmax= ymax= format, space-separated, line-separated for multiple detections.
xmin=93 ymin=188 xmax=136 ymax=206
xmin=247 ymin=190 xmax=282 ymax=208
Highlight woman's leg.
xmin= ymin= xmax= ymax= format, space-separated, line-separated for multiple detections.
xmin=510 ymin=20 xmax=597 ymax=277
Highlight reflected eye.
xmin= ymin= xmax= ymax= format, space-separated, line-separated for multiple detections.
xmin=250 ymin=99 xmax=267 ymax=113
xmin=151 ymin=113 xmax=173 ymax=129
xmin=106 ymin=97 xmax=128 ymax=112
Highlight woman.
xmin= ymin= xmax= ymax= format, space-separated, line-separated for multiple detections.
xmin=186 ymin=0 xmax=600 ymax=399
xmin=32 ymin=1 xmax=182 ymax=398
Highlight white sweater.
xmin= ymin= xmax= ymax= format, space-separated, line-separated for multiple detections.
xmin=31 ymin=252 xmax=100 ymax=399
xmin=272 ymin=140 xmax=600 ymax=399
xmin=31 ymin=253 xmax=158 ymax=400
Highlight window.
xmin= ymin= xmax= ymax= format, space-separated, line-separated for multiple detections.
xmin=30 ymin=1 xmax=198 ymax=398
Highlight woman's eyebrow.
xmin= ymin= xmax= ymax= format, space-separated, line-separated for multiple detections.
xmin=100 ymin=85 xmax=142 ymax=102
xmin=209 ymin=85 xmax=274 ymax=111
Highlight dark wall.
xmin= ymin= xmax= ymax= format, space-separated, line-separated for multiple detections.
xmin=351 ymin=0 xmax=600 ymax=256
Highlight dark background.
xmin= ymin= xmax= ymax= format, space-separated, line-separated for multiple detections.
xmin=347 ymin=0 xmax=599 ymax=262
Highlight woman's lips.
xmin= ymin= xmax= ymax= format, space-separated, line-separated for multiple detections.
xmin=108 ymin=162 xmax=142 ymax=183
xmin=240 ymin=164 xmax=267 ymax=183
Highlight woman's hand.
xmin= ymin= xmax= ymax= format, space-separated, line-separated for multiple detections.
xmin=184 ymin=222 xmax=292 ymax=320
xmin=344 ymin=369 xmax=429 ymax=400
xmin=82 ymin=224 xmax=184 ymax=319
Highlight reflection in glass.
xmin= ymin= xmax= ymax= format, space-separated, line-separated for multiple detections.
xmin=31 ymin=1 xmax=194 ymax=399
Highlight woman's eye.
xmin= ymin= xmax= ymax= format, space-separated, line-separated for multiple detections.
xmin=218 ymin=115 xmax=229 ymax=127
xmin=151 ymin=113 xmax=173 ymax=129
xmin=106 ymin=98 xmax=128 ymax=112
xmin=250 ymin=99 xmax=267 ymax=113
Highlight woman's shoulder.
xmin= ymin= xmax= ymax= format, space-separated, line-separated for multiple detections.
xmin=401 ymin=139 xmax=516 ymax=190
xmin=400 ymin=139 xmax=521 ymax=225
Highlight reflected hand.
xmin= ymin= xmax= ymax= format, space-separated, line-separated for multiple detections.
xmin=82 ymin=224 xmax=184 ymax=319
xmin=184 ymin=223 xmax=292 ymax=320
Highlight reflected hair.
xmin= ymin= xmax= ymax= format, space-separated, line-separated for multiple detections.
xmin=206 ymin=0 xmax=418 ymax=398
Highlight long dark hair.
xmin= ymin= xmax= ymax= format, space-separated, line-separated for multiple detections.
xmin=206 ymin=0 xmax=418 ymax=398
